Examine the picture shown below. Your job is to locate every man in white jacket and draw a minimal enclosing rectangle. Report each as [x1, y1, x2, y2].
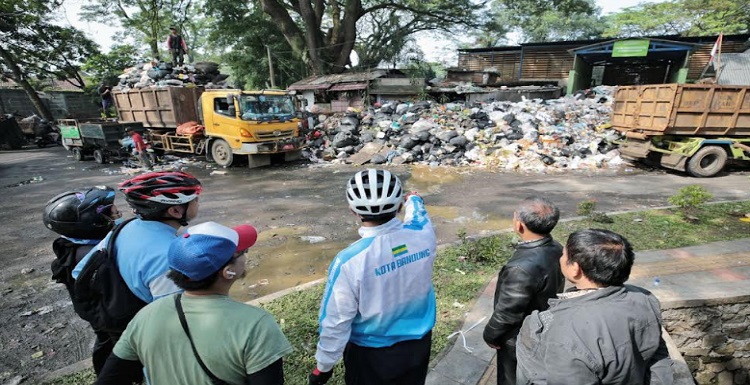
[309, 169, 437, 385]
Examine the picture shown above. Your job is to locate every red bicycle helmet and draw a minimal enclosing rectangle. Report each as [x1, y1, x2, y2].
[119, 171, 202, 218]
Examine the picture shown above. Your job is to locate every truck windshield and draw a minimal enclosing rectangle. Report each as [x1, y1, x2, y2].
[240, 95, 295, 122]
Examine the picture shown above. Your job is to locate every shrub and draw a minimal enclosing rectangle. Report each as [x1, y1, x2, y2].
[577, 199, 597, 216]
[668, 185, 713, 220]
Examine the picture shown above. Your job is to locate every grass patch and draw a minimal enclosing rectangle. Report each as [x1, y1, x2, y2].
[46, 201, 750, 385]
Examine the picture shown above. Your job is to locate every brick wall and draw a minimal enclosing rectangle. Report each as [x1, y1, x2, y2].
[663, 301, 750, 384]
[0, 89, 100, 119]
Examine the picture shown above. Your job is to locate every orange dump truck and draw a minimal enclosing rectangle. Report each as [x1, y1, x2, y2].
[613, 84, 750, 177]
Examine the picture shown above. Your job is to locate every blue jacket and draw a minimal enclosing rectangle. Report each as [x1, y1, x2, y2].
[314, 196, 437, 372]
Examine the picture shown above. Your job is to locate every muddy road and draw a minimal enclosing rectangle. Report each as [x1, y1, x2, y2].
[1, 145, 748, 382]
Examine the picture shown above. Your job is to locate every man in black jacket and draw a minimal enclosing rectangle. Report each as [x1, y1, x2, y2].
[483, 196, 564, 385]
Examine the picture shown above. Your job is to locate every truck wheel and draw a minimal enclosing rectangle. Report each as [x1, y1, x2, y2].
[687, 146, 727, 177]
[72, 147, 83, 161]
[93, 149, 106, 164]
[211, 139, 233, 167]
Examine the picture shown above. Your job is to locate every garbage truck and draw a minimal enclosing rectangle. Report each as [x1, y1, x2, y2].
[612, 84, 750, 177]
[113, 87, 304, 167]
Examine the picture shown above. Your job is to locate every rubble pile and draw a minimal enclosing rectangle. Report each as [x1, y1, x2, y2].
[114, 61, 230, 90]
[303, 86, 624, 172]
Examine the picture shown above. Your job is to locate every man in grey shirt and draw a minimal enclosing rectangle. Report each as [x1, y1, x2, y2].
[516, 229, 673, 385]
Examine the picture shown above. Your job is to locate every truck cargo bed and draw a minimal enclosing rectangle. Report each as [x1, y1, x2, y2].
[612, 84, 750, 137]
[113, 87, 204, 129]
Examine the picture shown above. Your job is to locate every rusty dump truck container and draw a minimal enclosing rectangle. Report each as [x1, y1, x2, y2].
[113, 87, 204, 129]
[611, 84, 750, 138]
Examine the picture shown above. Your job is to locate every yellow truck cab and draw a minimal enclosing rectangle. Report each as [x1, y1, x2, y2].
[200, 89, 303, 167]
[113, 87, 303, 168]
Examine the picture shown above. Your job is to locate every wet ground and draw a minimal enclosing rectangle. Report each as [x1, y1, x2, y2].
[1, 145, 749, 382]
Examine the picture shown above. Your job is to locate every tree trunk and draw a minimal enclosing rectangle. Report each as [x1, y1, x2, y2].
[0, 46, 54, 121]
[259, 0, 316, 73]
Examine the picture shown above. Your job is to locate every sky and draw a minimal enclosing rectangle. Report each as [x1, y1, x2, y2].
[59, 0, 665, 64]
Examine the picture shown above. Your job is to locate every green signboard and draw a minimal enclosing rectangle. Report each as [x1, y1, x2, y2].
[59, 125, 81, 139]
[612, 39, 650, 57]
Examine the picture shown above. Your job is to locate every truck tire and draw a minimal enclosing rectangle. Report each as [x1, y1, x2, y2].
[211, 139, 233, 167]
[93, 149, 106, 164]
[687, 145, 727, 177]
[72, 147, 83, 161]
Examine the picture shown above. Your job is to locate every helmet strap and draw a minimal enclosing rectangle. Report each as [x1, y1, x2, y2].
[178, 203, 190, 227]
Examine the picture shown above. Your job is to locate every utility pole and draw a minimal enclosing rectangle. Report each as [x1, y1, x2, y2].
[266, 45, 276, 89]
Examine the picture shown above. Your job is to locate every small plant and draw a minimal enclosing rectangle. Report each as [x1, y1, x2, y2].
[669, 185, 713, 221]
[577, 199, 597, 216]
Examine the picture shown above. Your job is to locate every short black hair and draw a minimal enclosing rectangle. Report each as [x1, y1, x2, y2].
[516, 196, 559, 235]
[360, 212, 397, 224]
[565, 229, 634, 286]
[167, 254, 238, 291]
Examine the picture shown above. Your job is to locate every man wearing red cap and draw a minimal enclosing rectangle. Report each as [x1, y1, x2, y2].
[95, 221, 292, 385]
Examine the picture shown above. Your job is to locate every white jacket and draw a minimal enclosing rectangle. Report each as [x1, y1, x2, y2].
[315, 195, 437, 372]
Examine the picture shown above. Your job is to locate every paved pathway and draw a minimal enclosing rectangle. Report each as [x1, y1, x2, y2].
[426, 238, 750, 385]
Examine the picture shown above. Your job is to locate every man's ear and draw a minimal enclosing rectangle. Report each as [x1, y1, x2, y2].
[570, 261, 584, 280]
[221, 266, 237, 280]
[514, 219, 525, 234]
[165, 205, 184, 219]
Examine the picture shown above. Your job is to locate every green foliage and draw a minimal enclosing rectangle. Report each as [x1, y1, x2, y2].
[81, 0, 197, 59]
[576, 199, 597, 216]
[669, 185, 714, 220]
[82, 45, 144, 86]
[487, 0, 604, 43]
[603, 0, 750, 37]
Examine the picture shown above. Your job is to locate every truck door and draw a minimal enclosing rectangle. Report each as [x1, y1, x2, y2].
[207, 96, 242, 149]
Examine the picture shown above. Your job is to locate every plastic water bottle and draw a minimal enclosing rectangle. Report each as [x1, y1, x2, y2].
[653, 277, 661, 286]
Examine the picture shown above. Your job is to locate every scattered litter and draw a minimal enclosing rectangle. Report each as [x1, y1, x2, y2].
[31, 351, 43, 359]
[20, 268, 35, 275]
[257, 279, 269, 286]
[3, 176, 44, 189]
[4, 375, 25, 385]
[19, 305, 53, 317]
[300, 236, 326, 244]
[452, 301, 465, 309]
[633, 218, 643, 222]
[209, 170, 228, 176]
[447, 316, 487, 353]
[454, 268, 467, 275]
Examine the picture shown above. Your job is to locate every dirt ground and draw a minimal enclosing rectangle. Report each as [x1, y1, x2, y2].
[1, 145, 748, 383]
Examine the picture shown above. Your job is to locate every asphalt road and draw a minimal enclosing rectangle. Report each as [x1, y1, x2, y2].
[1, 145, 748, 382]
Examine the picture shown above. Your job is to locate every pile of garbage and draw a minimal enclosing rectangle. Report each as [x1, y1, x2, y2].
[114, 61, 230, 90]
[303, 86, 625, 172]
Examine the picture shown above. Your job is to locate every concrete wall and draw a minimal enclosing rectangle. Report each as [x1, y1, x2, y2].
[0, 89, 100, 119]
[662, 299, 750, 385]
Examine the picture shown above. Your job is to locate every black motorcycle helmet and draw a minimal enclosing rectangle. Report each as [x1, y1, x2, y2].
[43, 186, 117, 239]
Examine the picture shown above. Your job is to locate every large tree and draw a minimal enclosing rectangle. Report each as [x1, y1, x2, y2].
[257, 0, 481, 74]
[603, 0, 750, 38]
[487, 0, 603, 43]
[0, 0, 97, 120]
[81, 0, 197, 60]
[82, 44, 144, 85]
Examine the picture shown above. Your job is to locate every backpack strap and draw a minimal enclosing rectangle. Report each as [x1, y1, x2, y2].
[106, 218, 136, 263]
[174, 294, 230, 385]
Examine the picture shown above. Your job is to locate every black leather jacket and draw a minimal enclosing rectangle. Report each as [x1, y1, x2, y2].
[483, 236, 564, 347]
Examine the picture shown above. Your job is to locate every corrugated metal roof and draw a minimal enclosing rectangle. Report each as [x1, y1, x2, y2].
[287, 70, 389, 91]
[328, 82, 368, 91]
[718, 51, 750, 85]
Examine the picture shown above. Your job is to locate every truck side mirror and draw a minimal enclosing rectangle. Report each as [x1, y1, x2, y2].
[226, 95, 235, 105]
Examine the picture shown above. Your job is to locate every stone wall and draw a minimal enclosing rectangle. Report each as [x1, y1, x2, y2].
[662, 300, 750, 385]
[0, 89, 100, 119]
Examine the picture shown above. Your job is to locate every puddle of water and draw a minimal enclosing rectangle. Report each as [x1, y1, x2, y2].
[428, 205, 514, 234]
[405, 165, 465, 193]
[230, 226, 349, 302]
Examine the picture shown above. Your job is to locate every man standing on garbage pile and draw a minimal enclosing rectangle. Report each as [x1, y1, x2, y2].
[95, 221, 293, 385]
[98, 82, 114, 117]
[166, 26, 189, 66]
[43, 186, 122, 374]
[516, 229, 674, 385]
[483, 196, 564, 385]
[308, 169, 437, 385]
[72, 172, 203, 341]
[125, 127, 152, 170]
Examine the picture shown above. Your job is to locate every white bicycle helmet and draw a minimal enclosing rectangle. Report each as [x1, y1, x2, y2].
[346, 169, 403, 216]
